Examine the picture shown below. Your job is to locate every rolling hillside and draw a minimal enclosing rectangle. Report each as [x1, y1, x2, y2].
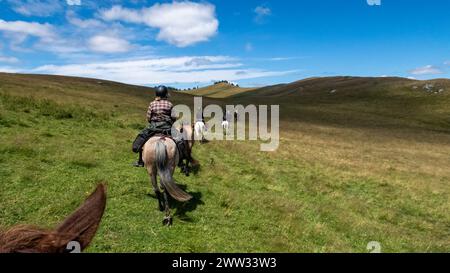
[185, 76, 450, 133]
[230, 76, 450, 134]
[1, 73, 449, 252]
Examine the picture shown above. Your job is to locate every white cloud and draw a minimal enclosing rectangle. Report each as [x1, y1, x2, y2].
[269, 57, 294, 61]
[88, 35, 132, 53]
[409, 65, 443, 75]
[254, 5, 271, 23]
[183, 56, 241, 69]
[67, 0, 81, 6]
[67, 17, 103, 29]
[0, 16, 141, 55]
[34, 39, 85, 54]
[101, 5, 143, 24]
[0, 66, 19, 73]
[367, 0, 381, 6]
[445, 61, 450, 66]
[66, 11, 104, 29]
[100, 2, 219, 47]
[33, 56, 295, 85]
[0, 19, 56, 41]
[0, 56, 19, 63]
[7, 0, 62, 17]
[255, 6, 271, 16]
[251, 57, 305, 62]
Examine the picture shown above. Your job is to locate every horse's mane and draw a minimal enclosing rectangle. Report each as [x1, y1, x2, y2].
[0, 184, 107, 253]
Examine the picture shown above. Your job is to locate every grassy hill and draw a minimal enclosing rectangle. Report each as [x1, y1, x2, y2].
[230, 76, 450, 133]
[0, 73, 449, 252]
[182, 82, 255, 98]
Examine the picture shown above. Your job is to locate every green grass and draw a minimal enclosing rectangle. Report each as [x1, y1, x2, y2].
[0, 73, 449, 252]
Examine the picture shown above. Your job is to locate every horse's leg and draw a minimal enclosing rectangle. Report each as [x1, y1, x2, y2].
[186, 141, 199, 168]
[162, 190, 172, 226]
[180, 158, 189, 176]
[182, 140, 191, 176]
[195, 125, 203, 144]
[149, 166, 164, 211]
[175, 138, 189, 176]
[180, 159, 189, 176]
[197, 130, 202, 144]
[190, 157, 199, 167]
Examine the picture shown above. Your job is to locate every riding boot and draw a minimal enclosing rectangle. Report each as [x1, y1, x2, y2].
[133, 150, 145, 167]
[132, 129, 151, 167]
[132, 133, 148, 153]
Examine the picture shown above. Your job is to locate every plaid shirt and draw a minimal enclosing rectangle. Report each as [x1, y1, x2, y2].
[147, 99, 174, 123]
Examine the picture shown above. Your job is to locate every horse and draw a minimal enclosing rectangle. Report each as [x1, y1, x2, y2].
[176, 122, 199, 175]
[234, 110, 239, 121]
[221, 120, 229, 135]
[194, 120, 206, 143]
[0, 184, 107, 253]
[142, 123, 196, 226]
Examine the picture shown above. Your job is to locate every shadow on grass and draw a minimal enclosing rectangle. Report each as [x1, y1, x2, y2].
[188, 163, 201, 175]
[196, 139, 210, 145]
[172, 184, 204, 222]
[146, 183, 204, 223]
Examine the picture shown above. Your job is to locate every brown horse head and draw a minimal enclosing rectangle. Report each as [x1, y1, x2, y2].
[0, 184, 107, 253]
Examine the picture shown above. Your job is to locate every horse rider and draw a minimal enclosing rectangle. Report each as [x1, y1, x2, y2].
[224, 110, 231, 122]
[132, 86, 190, 168]
[196, 107, 205, 123]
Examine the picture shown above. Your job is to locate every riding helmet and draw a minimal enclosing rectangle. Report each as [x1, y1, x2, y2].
[155, 85, 169, 98]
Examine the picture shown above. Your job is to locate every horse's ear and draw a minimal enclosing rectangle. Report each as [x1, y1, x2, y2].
[54, 183, 107, 252]
[0, 184, 106, 253]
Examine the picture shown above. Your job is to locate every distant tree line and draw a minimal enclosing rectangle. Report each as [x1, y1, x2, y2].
[176, 80, 239, 92]
[213, 80, 239, 87]
[179, 86, 200, 91]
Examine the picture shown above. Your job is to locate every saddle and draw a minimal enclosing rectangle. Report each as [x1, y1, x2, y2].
[153, 134, 174, 142]
[132, 121, 189, 167]
[132, 122, 172, 153]
[151, 133, 187, 163]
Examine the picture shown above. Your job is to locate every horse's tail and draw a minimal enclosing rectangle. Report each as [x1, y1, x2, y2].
[155, 140, 192, 202]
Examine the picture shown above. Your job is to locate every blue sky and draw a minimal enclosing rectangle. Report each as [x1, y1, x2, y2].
[0, 0, 449, 88]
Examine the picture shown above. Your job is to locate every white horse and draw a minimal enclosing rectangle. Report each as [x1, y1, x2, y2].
[194, 121, 206, 142]
[221, 120, 229, 135]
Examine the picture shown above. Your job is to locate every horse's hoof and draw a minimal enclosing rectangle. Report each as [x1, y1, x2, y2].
[158, 204, 164, 212]
[162, 217, 173, 226]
